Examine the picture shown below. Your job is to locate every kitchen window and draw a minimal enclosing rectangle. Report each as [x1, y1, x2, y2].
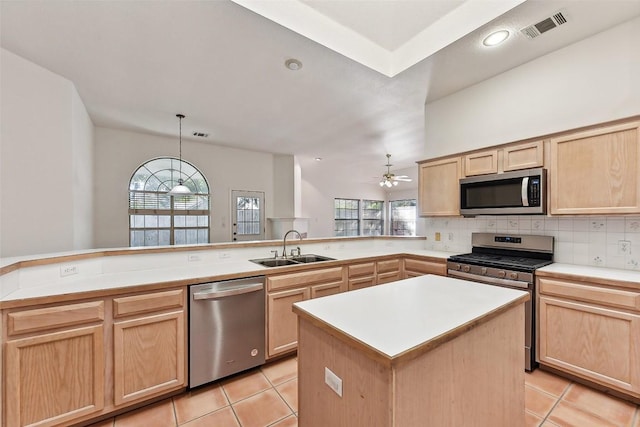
[128, 157, 210, 247]
[334, 198, 360, 236]
[362, 200, 384, 236]
[390, 199, 417, 236]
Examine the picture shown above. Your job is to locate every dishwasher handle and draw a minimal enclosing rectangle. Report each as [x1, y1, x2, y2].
[193, 282, 264, 300]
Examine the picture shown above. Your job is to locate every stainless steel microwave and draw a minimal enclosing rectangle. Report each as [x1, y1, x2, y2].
[459, 168, 546, 216]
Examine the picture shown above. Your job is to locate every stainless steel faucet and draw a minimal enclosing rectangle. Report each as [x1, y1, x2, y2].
[282, 229, 302, 258]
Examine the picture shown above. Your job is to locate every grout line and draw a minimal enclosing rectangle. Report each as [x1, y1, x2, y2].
[171, 397, 178, 427]
[538, 380, 573, 425]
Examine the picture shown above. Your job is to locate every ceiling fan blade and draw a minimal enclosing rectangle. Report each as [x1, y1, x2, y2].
[393, 177, 412, 182]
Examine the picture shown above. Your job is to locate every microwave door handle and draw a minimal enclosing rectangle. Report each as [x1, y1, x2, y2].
[521, 177, 529, 206]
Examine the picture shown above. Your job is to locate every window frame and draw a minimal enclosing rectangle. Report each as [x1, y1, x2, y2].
[128, 157, 210, 247]
[361, 199, 384, 236]
[389, 199, 417, 236]
[334, 198, 361, 236]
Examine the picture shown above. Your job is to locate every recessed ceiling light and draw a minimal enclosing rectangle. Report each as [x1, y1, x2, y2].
[314, 157, 322, 161]
[285, 58, 302, 71]
[482, 30, 510, 47]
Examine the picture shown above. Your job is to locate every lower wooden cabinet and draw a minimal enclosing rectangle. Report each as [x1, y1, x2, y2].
[403, 257, 446, 278]
[267, 266, 346, 358]
[5, 325, 105, 427]
[376, 259, 402, 284]
[347, 262, 376, 291]
[538, 276, 640, 396]
[113, 310, 185, 406]
[267, 287, 310, 357]
[2, 288, 186, 427]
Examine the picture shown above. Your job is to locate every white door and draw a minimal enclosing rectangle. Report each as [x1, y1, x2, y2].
[231, 190, 265, 241]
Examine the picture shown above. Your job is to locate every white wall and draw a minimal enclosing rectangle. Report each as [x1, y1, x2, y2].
[0, 49, 94, 257]
[93, 127, 275, 248]
[301, 163, 388, 237]
[424, 16, 640, 158]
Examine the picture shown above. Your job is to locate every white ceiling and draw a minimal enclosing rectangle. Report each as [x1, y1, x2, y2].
[2, 0, 640, 186]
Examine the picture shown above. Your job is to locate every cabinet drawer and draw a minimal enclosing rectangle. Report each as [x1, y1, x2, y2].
[311, 281, 345, 299]
[377, 259, 400, 274]
[404, 258, 446, 276]
[538, 278, 640, 311]
[268, 267, 344, 291]
[348, 276, 376, 291]
[113, 289, 184, 318]
[348, 262, 375, 278]
[8, 301, 104, 336]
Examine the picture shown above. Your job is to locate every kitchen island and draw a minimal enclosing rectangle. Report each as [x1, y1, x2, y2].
[293, 275, 529, 427]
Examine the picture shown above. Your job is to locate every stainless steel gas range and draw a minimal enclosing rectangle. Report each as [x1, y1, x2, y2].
[447, 233, 554, 371]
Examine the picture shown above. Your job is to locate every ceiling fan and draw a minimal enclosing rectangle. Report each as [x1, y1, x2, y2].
[379, 154, 412, 187]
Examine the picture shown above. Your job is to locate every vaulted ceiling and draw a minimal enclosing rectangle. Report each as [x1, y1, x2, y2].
[2, 0, 639, 185]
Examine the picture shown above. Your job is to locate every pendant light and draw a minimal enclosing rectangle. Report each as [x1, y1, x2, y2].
[168, 114, 192, 196]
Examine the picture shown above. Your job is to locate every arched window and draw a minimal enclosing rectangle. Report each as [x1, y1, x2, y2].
[128, 157, 210, 247]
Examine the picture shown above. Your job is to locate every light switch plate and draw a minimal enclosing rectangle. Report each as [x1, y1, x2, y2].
[324, 367, 343, 397]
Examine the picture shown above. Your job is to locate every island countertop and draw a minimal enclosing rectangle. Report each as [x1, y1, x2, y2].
[293, 274, 529, 364]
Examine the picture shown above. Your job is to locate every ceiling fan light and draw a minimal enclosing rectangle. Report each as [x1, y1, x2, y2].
[393, 181, 398, 186]
[385, 180, 392, 188]
[379, 181, 385, 187]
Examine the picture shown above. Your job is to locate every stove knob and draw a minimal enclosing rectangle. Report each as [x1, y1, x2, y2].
[481, 267, 488, 275]
[454, 263, 461, 271]
[462, 265, 471, 273]
[497, 270, 506, 278]
[508, 272, 519, 280]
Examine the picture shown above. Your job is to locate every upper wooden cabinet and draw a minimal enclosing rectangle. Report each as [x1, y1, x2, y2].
[418, 156, 462, 217]
[464, 141, 544, 176]
[464, 149, 498, 176]
[550, 121, 640, 215]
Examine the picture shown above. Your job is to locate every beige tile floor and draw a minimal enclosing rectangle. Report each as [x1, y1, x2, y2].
[88, 356, 640, 427]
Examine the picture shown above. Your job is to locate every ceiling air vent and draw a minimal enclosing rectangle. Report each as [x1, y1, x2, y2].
[521, 10, 568, 39]
[192, 132, 209, 138]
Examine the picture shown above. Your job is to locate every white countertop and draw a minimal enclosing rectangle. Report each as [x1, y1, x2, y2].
[0, 242, 455, 303]
[538, 263, 640, 283]
[293, 275, 528, 358]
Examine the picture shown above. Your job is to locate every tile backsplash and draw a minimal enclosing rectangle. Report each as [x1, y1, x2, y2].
[422, 216, 640, 271]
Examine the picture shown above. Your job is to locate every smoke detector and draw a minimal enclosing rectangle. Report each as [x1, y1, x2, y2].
[521, 10, 568, 39]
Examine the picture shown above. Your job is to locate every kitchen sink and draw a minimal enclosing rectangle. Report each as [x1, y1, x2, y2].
[291, 254, 335, 263]
[250, 254, 335, 267]
[250, 258, 299, 267]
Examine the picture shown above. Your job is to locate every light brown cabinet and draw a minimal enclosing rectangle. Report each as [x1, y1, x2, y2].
[347, 261, 376, 291]
[549, 121, 640, 214]
[418, 156, 462, 216]
[2, 288, 187, 427]
[537, 276, 640, 397]
[112, 289, 186, 406]
[464, 141, 544, 176]
[4, 302, 105, 427]
[376, 259, 402, 284]
[267, 266, 345, 358]
[403, 257, 446, 278]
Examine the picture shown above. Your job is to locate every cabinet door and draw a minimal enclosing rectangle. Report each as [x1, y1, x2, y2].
[113, 311, 186, 406]
[267, 287, 310, 357]
[418, 157, 462, 216]
[6, 325, 105, 427]
[538, 296, 640, 393]
[550, 121, 640, 214]
[503, 141, 543, 172]
[464, 150, 498, 176]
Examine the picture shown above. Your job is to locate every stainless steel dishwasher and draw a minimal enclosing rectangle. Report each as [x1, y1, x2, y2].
[189, 276, 265, 388]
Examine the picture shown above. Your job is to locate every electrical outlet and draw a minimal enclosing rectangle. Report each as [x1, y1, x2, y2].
[219, 252, 231, 259]
[60, 264, 78, 277]
[188, 254, 201, 262]
[618, 240, 631, 255]
[323, 244, 331, 250]
[324, 367, 343, 397]
[435, 232, 441, 242]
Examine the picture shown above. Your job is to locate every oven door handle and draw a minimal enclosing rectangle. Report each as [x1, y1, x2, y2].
[521, 177, 529, 207]
[448, 269, 531, 289]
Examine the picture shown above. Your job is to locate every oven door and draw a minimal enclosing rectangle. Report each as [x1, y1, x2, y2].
[447, 269, 535, 371]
